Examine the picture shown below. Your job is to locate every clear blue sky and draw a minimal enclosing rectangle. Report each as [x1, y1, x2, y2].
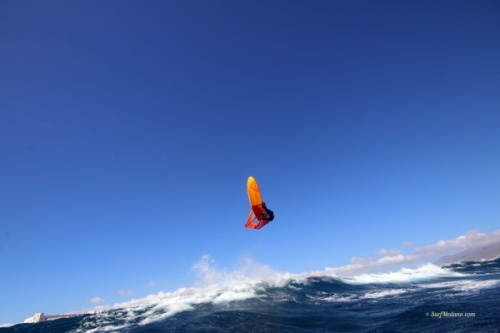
[1, 0, 499, 325]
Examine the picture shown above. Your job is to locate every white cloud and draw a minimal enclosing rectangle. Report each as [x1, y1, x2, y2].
[147, 281, 157, 287]
[412, 230, 500, 256]
[401, 241, 414, 247]
[377, 248, 388, 256]
[322, 229, 500, 276]
[376, 254, 405, 265]
[351, 257, 371, 265]
[118, 289, 135, 296]
[89, 297, 104, 304]
[377, 248, 401, 256]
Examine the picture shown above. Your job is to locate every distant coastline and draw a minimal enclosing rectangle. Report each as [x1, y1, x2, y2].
[435, 241, 500, 265]
[23, 311, 98, 324]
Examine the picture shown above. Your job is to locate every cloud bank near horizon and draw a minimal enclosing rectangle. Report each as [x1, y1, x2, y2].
[89, 297, 104, 304]
[322, 229, 500, 276]
[118, 289, 136, 296]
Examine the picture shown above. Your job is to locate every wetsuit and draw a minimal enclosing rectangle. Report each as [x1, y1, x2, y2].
[261, 202, 274, 221]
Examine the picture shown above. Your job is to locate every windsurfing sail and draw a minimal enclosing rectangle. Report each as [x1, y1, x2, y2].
[245, 176, 272, 230]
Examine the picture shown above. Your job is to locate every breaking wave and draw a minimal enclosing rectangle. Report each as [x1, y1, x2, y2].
[3, 257, 500, 333]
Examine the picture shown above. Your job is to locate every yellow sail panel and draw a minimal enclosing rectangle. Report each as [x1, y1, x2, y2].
[247, 176, 262, 206]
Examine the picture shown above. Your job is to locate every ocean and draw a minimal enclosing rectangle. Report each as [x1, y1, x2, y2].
[3, 257, 499, 333]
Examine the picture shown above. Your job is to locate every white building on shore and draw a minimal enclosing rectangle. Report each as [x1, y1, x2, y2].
[24, 312, 80, 323]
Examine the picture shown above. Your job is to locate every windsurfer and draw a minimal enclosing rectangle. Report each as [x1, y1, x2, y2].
[261, 202, 274, 221]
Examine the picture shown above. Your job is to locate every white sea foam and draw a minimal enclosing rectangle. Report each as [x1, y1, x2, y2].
[422, 279, 499, 293]
[338, 263, 462, 284]
[316, 288, 408, 303]
[363, 289, 407, 299]
[455, 279, 498, 291]
[322, 294, 356, 302]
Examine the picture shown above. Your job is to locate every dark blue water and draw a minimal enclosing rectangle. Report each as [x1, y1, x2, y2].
[3, 258, 500, 333]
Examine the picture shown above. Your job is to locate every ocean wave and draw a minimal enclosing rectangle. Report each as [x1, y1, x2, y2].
[337, 263, 462, 284]
[82, 258, 483, 326]
[8, 256, 497, 333]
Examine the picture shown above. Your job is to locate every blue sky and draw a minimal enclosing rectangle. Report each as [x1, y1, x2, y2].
[1, 0, 500, 325]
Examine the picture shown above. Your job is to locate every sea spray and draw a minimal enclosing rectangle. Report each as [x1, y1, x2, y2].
[2, 258, 499, 333]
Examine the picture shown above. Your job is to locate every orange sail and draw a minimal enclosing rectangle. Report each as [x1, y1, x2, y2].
[245, 176, 270, 230]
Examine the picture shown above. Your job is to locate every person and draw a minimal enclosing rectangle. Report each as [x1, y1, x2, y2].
[261, 202, 274, 221]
